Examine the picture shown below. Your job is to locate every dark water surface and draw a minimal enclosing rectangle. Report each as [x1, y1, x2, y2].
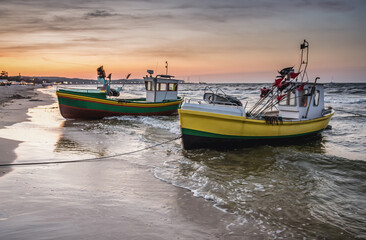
[1, 83, 365, 239]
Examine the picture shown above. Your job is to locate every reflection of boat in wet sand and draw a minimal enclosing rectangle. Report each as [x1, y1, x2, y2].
[179, 40, 334, 149]
[56, 67, 183, 120]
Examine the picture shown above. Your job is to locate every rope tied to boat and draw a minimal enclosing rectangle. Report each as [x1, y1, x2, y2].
[333, 109, 366, 118]
[0, 136, 182, 167]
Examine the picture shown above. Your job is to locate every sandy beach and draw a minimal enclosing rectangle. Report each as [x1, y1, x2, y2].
[0, 86, 246, 239]
[0, 85, 53, 176]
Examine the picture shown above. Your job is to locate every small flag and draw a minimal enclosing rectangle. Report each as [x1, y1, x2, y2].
[273, 78, 283, 87]
[290, 72, 300, 79]
[297, 83, 305, 91]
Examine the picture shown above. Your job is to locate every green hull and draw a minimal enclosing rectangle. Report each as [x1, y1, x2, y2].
[56, 89, 182, 119]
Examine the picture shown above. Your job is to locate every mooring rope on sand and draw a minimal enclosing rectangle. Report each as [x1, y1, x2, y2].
[333, 108, 366, 117]
[0, 136, 182, 167]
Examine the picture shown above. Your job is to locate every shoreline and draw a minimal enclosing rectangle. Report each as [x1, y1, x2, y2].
[0, 85, 54, 176]
[0, 85, 244, 239]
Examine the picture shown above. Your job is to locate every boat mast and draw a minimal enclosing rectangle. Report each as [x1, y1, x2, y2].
[298, 40, 309, 82]
[247, 40, 310, 118]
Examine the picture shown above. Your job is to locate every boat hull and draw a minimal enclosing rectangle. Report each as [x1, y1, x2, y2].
[57, 90, 182, 119]
[179, 109, 334, 150]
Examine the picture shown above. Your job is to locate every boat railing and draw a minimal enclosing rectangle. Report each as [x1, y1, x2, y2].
[203, 86, 227, 96]
[184, 97, 202, 104]
[56, 86, 103, 93]
[184, 97, 246, 110]
[203, 86, 243, 107]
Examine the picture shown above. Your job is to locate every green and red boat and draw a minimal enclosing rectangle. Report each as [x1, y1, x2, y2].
[56, 67, 183, 120]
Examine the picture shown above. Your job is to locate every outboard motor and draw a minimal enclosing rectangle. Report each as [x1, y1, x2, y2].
[107, 88, 120, 97]
[203, 93, 242, 106]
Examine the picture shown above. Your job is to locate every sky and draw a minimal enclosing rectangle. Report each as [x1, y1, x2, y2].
[0, 0, 365, 83]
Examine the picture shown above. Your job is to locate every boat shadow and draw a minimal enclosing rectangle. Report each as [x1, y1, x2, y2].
[180, 134, 327, 173]
[55, 120, 109, 156]
[183, 132, 326, 152]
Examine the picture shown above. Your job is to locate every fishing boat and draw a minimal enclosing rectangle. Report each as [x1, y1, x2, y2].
[57, 66, 183, 119]
[179, 40, 334, 149]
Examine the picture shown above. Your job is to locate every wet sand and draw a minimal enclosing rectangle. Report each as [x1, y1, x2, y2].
[0, 86, 245, 239]
[0, 85, 52, 176]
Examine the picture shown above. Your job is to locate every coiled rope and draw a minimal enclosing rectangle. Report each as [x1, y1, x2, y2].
[0, 136, 181, 167]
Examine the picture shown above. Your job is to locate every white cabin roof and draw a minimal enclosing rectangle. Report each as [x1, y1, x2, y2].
[143, 76, 180, 84]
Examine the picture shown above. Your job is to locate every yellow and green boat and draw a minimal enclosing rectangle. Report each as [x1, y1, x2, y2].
[57, 67, 183, 120]
[179, 40, 334, 149]
[179, 102, 334, 149]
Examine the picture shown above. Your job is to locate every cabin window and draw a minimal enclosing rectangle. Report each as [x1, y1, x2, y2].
[168, 83, 177, 91]
[299, 89, 308, 107]
[145, 81, 153, 91]
[289, 90, 296, 106]
[314, 90, 320, 106]
[158, 83, 167, 91]
[279, 90, 296, 106]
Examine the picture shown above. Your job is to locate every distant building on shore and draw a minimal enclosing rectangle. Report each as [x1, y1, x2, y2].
[1, 71, 8, 79]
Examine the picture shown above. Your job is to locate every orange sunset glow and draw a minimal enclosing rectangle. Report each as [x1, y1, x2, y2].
[1, 0, 365, 82]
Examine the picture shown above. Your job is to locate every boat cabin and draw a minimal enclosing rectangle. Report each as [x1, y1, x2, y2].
[143, 70, 180, 102]
[278, 83, 325, 120]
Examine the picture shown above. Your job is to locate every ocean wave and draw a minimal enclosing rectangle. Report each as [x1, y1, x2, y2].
[137, 116, 181, 135]
[326, 90, 344, 94]
[348, 89, 366, 94]
[153, 146, 366, 239]
[106, 115, 181, 135]
[327, 98, 366, 104]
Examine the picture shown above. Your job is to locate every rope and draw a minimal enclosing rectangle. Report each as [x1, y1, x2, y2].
[333, 109, 366, 117]
[0, 136, 181, 167]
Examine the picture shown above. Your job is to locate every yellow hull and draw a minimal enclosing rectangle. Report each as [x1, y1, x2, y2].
[179, 109, 334, 149]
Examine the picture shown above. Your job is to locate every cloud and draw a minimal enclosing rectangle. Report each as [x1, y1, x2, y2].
[42, 57, 95, 66]
[71, 37, 110, 42]
[174, 0, 354, 12]
[85, 10, 119, 18]
[317, 0, 353, 11]
[0, 0, 358, 37]
[0, 42, 77, 53]
[0, 0, 365, 79]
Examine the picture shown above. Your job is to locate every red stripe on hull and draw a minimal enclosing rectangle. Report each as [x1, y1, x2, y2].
[59, 95, 179, 108]
[59, 104, 178, 120]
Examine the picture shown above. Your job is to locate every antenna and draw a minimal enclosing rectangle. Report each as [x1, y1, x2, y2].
[107, 73, 112, 86]
[120, 73, 132, 92]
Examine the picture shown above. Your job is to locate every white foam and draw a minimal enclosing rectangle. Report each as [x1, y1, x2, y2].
[137, 116, 180, 135]
[253, 183, 265, 191]
[106, 116, 181, 135]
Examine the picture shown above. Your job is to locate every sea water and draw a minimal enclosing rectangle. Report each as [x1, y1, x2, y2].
[1, 83, 366, 239]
